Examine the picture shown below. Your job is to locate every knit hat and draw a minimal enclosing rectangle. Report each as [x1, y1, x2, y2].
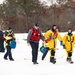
[35, 23, 39, 27]
[8, 27, 12, 30]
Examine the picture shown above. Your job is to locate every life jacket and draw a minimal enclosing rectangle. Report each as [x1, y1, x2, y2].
[0, 30, 6, 40]
[5, 30, 13, 37]
[30, 28, 40, 42]
[0, 36, 6, 40]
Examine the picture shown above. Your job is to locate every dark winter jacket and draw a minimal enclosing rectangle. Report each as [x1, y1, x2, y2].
[0, 30, 5, 52]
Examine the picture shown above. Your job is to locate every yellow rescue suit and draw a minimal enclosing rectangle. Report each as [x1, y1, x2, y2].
[44, 29, 62, 57]
[44, 30, 62, 50]
[63, 34, 75, 58]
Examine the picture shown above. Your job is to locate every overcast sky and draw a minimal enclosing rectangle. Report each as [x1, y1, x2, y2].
[39, 0, 57, 6]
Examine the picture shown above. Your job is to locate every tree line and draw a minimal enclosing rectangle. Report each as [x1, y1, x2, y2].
[0, 0, 75, 33]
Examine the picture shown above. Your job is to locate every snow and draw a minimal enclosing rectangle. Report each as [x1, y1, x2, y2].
[0, 32, 75, 75]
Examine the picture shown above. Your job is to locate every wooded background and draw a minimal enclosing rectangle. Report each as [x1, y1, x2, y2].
[0, 0, 75, 33]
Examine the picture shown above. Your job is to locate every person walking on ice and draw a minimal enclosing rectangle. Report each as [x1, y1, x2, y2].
[27, 23, 45, 64]
[0, 26, 5, 52]
[4, 27, 16, 61]
[63, 28, 75, 64]
[42, 25, 62, 64]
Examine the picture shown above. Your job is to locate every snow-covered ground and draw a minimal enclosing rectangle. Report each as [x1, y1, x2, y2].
[0, 32, 75, 75]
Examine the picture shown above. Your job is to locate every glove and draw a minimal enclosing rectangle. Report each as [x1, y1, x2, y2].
[63, 45, 66, 49]
[60, 41, 63, 46]
[45, 39, 50, 43]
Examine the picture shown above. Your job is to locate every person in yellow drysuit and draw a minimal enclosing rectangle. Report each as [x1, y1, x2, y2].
[43, 25, 62, 64]
[63, 28, 75, 64]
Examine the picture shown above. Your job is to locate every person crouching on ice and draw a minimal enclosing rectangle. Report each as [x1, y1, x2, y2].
[63, 28, 75, 64]
[43, 25, 62, 64]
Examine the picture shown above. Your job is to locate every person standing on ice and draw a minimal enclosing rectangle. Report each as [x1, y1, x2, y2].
[27, 23, 45, 64]
[42, 25, 62, 64]
[0, 26, 5, 52]
[4, 27, 16, 61]
[63, 28, 75, 64]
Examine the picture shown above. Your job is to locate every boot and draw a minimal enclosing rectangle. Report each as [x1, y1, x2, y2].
[42, 49, 48, 60]
[50, 57, 56, 64]
[33, 62, 39, 64]
[66, 58, 73, 64]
